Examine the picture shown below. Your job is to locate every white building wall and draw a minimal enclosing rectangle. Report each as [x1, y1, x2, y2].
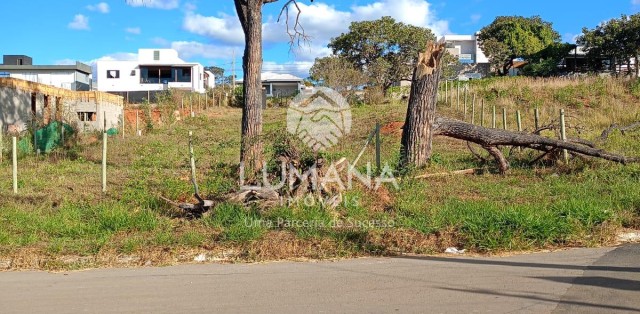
[8, 71, 78, 89]
[96, 49, 206, 94]
[96, 61, 142, 92]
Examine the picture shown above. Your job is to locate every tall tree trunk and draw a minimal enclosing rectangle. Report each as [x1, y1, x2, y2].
[235, 0, 264, 174]
[400, 42, 446, 169]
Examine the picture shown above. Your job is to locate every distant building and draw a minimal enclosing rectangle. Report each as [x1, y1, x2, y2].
[236, 72, 305, 97]
[441, 34, 491, 79]
[261, 72, 304, 97]
[0, 54, 92, 91]
[95, 49, 214, 103]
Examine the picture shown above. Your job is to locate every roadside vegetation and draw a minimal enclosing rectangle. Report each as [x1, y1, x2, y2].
[1, 76, 639, 270]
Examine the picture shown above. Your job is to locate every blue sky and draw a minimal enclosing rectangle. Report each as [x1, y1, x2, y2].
[1, 0, 639, 79]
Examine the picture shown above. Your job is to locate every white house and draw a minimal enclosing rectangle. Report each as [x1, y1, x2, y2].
[441, 34, 491, 79]
[0, 55, 92, 91]
[95, 49, 214, 102]
[237, 72, 305, 97]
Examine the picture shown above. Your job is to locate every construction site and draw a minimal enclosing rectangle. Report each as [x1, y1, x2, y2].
[0, 77, 123, 134]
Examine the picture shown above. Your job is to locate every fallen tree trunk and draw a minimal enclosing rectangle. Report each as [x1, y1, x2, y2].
[432, 116, 639, 173]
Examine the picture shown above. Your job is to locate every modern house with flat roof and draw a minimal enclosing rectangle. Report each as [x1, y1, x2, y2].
[236, 72, 305, 97]
[0, 55, 92, 91]
[95, 49, 214, 103]
[261, 72, 304, 97]
[441, 34, 491, 79]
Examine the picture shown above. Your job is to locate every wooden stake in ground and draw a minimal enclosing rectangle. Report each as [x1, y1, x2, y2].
[400, 41, 446, 168]
[492, 105, 496, 128]
[12, 136, 17, 194]
[471, 94, 476, 125]
[502, 108, 507, 130]
[456, 82, 460, 111]
[102, 114, 107, 193]
[560, 109, 569, 163]
[480, 98, 485, 127]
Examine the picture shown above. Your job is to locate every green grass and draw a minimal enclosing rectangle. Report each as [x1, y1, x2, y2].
[0, 76, 639, 269]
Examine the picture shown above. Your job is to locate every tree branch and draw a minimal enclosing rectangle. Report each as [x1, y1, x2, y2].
[276, 0, 311, 48]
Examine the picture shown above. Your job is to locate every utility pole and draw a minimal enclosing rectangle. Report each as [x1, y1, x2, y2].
[231, 49, 236, 91]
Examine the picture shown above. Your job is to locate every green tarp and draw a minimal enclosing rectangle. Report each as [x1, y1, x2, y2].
[19, 121, 75, 154]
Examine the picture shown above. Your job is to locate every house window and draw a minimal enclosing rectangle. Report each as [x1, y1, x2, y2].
[107, 70, 120, 79]
[77, 112, 97, 122]
[153, 50, 160, 61]
[17, 58, 23, 65]
[131, 70, 136, 76]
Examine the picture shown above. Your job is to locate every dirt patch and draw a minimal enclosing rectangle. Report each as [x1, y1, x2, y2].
[381, 121, 404, 136]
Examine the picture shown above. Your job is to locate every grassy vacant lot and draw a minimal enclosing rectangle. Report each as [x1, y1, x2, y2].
[1, 76, 639, 270]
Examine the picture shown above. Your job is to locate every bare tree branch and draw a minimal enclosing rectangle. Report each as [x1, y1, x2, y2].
[276, 0, 312, 48]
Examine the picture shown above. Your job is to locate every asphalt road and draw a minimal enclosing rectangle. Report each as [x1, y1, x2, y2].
[1, 244, 638, 313]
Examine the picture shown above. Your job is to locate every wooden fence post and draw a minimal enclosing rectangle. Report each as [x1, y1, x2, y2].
[375, 122, 381, 173]
[135, 110, 140, 136]
[190, 96, 195, 118]
[445, 80, 448, 105]
[534, 108, 540, 130]
[464, 86, 468, 118]
[502, 108, 507, 130]
[102, 128, 107, 193]
[516, 110, 522, 132]
[456, 82, 460, 111]
[12, 136, 17, 194]
[492, 105, 496, 128]
[471, 94, 476, 125]
[560, 109, 569, 163]
[480, 98, 485, 127]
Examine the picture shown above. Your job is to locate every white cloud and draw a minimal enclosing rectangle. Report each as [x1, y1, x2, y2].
[178, 0, 449, 77]
[633, 0, 640, 5]
[183, 2, 197, 11]
[183, 0, 449, 46]
[183, 11, 245, 45]
[262, 61, 314, 79]
[87, 2, 110, 14]
[126, 27, 142, 35]
[171, 41, 241, 60]
[68, 14, 90, 30]
[350, 0, 450, 35]
[126, 0, 180, 10]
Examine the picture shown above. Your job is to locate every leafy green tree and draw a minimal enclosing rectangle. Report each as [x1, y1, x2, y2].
[328, 16, 435, 93]
[440, 51, 461, 80]
[204, 66, 226, 85]
[521, 43, 576, 76]
[478, 16, 560, 75]
[578, 13, 640, 77]
[309, 55, 366, 91]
